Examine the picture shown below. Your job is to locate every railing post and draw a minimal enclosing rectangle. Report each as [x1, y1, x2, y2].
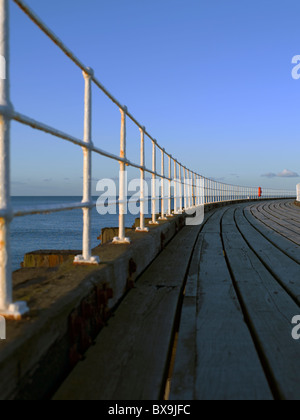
[192, 172, 195, 206]
[173, 160, 178, 214]
[192, 172, 196, 206]
[113, 107, 131, 243]
[149, 139, 159, 225]
[136, 127, 149, 232]
[167, 155, 173, 217]
[178, 165, 183, 213]
[183, 167, 187, 210]
[0, 0, 28, 318]
[214, 180, 216, 203]
[188, 170, 192, 208]
[159, 149, 167, 221]
[74, 68, 100, 264]
[206, 178, 209, 204]
[186, 170, 190, 208]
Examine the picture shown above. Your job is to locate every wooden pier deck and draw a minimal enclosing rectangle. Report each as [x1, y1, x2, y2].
[54, 200, 300, 401]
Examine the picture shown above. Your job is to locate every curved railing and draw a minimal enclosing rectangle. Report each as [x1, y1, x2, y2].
[0, 0, 296, 318]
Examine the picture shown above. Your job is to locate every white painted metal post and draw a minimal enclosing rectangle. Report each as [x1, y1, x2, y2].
[191, 172, 193, 206]
[167, 155, 173, 216]
[82, 69, 93, 261]
[159, 149, 167, 221]
[183, 168, 187, 210]
[149, 140, 159, 225]
[136, 127, 149, 232]
[178, 166, 183, 212]
[173, 160, 178, 214]
[74, 68, 99, 264]
[0, 0, 28, 318]
[113, 107, 131, 243]
[186, 170, 190, 208]
[191, 172, 194, 206]
[193, 173, 196, 206]
[214, 180, 216, 203]
[186, 170, 189, 208]
[192, 173, 196, 206]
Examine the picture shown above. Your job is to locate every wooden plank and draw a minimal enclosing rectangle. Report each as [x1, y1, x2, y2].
[257, 203, 300, 236]
[270, 202, 300, 226]
[222, 207, 300, 400]
[249, 205, 300, 245]
[170, 207, 272, 401]
[285, 201, 300, 215]
[265, 203, 300, 229]
[280, 202, 300, 218]
[243, 206, 300, 263]
[169, 207, 228, 400]
[54, 225, 202, 401]
[277, 200, 300, 216]
[235, 206, 300, 305]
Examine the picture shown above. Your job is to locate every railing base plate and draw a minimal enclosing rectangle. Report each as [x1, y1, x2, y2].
[112, 237, 131, 244]
[136, 227, 149, 233]
[73, 255, 100, 265]
[0, 301, 29, 320]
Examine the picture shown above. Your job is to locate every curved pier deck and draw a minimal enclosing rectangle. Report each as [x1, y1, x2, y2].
[54, 200, 300, 401]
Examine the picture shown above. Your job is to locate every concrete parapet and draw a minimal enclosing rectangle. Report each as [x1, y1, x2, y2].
[0, 214, 185, 400]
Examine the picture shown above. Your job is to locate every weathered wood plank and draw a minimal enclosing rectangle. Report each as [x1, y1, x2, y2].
[258, 203, 300, 236]
[222, 207, 300, 400]
[171, 207, 272, 401]
[278, 200, 300, 216]
[265, 203, 300, 229]
[285, 202, 300, 215]
[234, 207, 300, 305]
[54, 225, 202, 401]
[250, 205, 300, 245]
[270, 202, 300, 225]
[243, 206, 300, 263]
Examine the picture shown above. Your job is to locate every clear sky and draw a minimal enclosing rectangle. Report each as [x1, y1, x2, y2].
[9, 0, 300, 195]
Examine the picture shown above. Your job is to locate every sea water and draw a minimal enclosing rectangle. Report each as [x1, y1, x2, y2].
[10, 197, 148, 271]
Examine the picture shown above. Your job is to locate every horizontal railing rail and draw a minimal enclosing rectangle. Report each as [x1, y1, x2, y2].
[0, 0, 296, 318]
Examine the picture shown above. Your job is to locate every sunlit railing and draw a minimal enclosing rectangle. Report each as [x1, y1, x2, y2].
[0, 0, 296, 318]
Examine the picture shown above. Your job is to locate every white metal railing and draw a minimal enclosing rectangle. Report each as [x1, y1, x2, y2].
[0, 0, 296, 318]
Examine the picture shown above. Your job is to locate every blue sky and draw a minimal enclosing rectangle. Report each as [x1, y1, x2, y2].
[9, 0, 300, 195]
